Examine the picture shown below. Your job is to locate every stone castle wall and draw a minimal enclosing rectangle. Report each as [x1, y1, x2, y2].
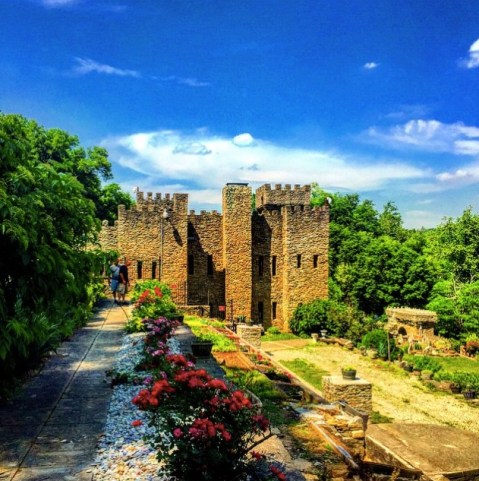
[187, 210, 225, 307]
[99, 183, 329, 328]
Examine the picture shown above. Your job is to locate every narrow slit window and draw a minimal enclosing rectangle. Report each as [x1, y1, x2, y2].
[272, 256, 277, 276]
[313, 255, 319, 268]
[258, 301, 264, 322]
[188, 255, 194, 275]
[297, 254, 302, 268]
[207, 255, 214, 275]
[258, 255, 264, 277]
[151, 261, 157, 279]
[272, 302, 277, 320]
[137, 261, 143, 279]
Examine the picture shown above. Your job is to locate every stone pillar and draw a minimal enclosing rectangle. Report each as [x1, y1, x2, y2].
[322, 376, 372, 413]
[236, 325, 262, 349]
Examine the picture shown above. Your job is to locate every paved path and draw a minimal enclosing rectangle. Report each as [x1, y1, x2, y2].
[0, 301, 128, 481]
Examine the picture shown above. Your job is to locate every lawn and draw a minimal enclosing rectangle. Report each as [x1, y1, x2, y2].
[279, 358, 330, 390]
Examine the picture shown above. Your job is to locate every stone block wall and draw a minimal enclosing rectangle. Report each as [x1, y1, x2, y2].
[322, 376, 372, 413]
[281, 204, 329, 323]
[236, 325, 262, 349]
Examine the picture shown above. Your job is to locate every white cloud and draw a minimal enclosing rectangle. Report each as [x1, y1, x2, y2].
[72, 57, 140, 78]
[363, 62, 379, 70]
[366, 119, 479, 155]
[161, 76, 210, 87]
[460, 38, 479, 69]
[102, 129, 427, 196]
[177, 77, 210, 87]
[232, 133, 255, 147]
[42, 0, 78, 5]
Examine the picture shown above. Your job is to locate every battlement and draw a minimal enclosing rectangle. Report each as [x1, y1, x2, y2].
[188, 209, 222, 218]
[280, 204, 329, 218]
[256, 183, 311, 209]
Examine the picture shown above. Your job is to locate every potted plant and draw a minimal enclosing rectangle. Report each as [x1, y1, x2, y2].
[341, 366, 357, 380]
[462, 384, 477, 400]
[421, 369, 433, 381]
[450, 382, 461, 394]
[191, 333, 214, 358]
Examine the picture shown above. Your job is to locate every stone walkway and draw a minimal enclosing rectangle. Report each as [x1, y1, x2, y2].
[0, 300, 128, 481]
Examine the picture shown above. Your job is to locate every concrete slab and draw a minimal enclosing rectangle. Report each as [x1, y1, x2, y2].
[367, 423, 479, 476]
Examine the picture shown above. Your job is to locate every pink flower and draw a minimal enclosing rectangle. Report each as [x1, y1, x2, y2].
[173, 427, 183, 438]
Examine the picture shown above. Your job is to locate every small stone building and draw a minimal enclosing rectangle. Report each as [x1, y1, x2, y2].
[385, 307, 437, 343]
[99, 183, 329, 329]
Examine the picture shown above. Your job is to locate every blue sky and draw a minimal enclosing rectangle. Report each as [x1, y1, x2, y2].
[2, 0, 479, 228]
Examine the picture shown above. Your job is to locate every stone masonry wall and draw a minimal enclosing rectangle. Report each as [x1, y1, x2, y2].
[282, 204, 329, 325]
[222, 184, 253, 321]
[322, 376, 372, 413]
[115, 192, 188, 289]
[236, 325, 262, 349]
[187, 211, 225, 307]
[252, 208, 284, 329]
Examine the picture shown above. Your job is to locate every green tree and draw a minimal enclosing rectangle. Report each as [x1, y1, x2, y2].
[0, 113, 107, 396]
[97, 183, 134, 224]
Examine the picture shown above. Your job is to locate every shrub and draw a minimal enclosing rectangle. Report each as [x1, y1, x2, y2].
[360, 329, 399, 360]
[266, 326, 281, 335]
[290, 298, 378, 342]
[127, 281, 178, 332]
[132, 320, 271, 481]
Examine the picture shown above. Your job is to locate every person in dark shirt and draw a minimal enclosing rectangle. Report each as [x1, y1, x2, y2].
[118, 259, 131, 305]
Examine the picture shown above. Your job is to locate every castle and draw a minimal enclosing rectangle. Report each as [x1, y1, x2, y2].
[99, 183, 329, 329]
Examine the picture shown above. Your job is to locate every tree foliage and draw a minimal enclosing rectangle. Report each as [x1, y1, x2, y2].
[0, 113, 110, 396]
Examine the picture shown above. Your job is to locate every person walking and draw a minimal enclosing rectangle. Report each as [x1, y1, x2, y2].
[118, 259, 131, 305]
[109, 258, 121, 304]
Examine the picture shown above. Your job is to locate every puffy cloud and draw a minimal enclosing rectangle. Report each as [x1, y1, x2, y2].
[460, 38, 479, 69]
[72, 57, 140, 78]
[366, 119, 479, 155]
[102, 129, 427, 194]
[232, 133, 255, 147]
[363, 62, 379, 70]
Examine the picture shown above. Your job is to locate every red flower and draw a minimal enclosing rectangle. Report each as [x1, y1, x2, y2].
[253, 414, 270, 431]
[251, 451, 264, 460]
[270, 465, 287, 480]
[173, 427, 183, 438]
[131, 419, 143, 427]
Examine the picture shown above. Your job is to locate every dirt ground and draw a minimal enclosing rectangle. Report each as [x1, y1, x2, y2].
[261, 340, 479, 433]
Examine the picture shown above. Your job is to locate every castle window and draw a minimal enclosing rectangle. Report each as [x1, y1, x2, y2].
[272, 256, 277, 276]
[258, 301, 264, 322]
[272, 302, 277, 320]
[258, 255, 264, 277]
[187, 222, 195, 240]
[297, 254, 302, 268]
[188, 255, 194, 275]
[207, 255, 214, 276]
[313, 255, 319, 268]
[152, 261, 157, 279]
[137, 261, 143, 280]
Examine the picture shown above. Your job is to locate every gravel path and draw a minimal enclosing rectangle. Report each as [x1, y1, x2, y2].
[262, 341, 479, 433]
